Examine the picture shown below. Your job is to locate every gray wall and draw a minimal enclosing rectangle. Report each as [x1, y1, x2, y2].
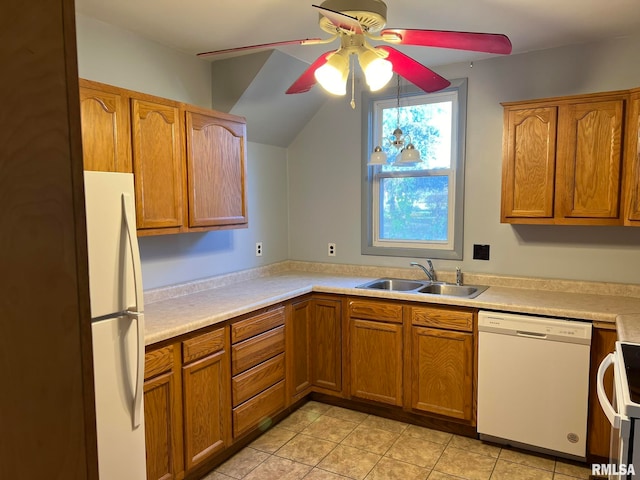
[288, 34, 640, 284]
[76, 11, 640, 287]
[75, 14, 290, 289]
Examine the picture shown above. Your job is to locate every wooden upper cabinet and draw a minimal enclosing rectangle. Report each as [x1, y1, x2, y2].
[131, 97, 184, 232]
[501, 107, 557, 221]
[501, 90, 629, 225]
[185, 108, 248, 229]
[556, 99, 624, 223]
[624, 89, 640, 225]
[78, 79, 132, 173]
[79, 79, 249, 235]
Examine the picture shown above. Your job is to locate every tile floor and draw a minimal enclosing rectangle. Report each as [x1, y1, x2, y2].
[202, 401, 594, 480]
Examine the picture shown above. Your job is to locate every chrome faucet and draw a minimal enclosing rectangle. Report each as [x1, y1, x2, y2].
[410, 261, 435, 282]
[456, 267, 463, 286]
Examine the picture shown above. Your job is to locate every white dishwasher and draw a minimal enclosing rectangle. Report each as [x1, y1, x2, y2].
[477, 311, 592, 460]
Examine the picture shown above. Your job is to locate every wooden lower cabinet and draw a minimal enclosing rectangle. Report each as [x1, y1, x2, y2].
[230, 307, 286, 439]
[142, 294, 619, 477]
[144, 346, 184, 480]
[310, 297, 342, 392]
[411, 327, 474, 421]
[349, 317, 403, 406]
[286, 295, 343, 402]
[182, 348, 230, 471]
[233, 380, 286, 438]
[408, 305, 476, 422]
[587, 324, 617, 460]
[286, 299, 312, 401]
[144, 326, 231, 478]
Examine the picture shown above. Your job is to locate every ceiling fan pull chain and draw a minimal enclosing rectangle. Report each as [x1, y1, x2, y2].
[350, 54, 356, 109]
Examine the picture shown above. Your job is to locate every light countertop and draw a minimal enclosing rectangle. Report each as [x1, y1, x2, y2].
[616, 314, 640, 343]
[144, 269, 640, 346]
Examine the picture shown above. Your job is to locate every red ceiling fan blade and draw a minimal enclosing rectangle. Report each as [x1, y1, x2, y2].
[286, 51, 335, 94]
[197, 38, 325, 58]
[378, 46, 450, 93]
[312, 4, 363, 34]
[381, 28, 512, 54]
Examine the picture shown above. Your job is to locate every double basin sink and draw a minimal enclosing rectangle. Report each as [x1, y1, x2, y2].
[356, 278, 488, 299]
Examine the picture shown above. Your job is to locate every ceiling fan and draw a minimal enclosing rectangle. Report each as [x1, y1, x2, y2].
[197, 0, 512, 97]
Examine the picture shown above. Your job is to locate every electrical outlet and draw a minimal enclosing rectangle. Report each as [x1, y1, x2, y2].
[255, 242, 263, 257]
[328, 243, 336, 257]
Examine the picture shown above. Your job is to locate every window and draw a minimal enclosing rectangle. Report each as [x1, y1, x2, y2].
[361, 78, 467, 260]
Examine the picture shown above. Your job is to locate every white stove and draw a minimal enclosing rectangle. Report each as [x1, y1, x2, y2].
[597, 341, 640, 479]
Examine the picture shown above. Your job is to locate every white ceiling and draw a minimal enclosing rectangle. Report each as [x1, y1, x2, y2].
[75, 0, 640, 68]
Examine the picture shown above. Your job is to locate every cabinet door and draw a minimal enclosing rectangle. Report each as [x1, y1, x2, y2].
[350, 319, 403, 406]
[587, 326, 617, 459]
[311, 297, 342, 392]
[286, 299, 312, 401]
[131, 98, 184, 231]
[556, 100, 624, 222]
[411, 326, 473, 421]
[501, 107, 557, 221]
[625, 91, 640, 225]
[185, 110, 248, 228]
[144, 371, 183, 480]
[182, 349, 230, 472]
[79, 83, 132, 172]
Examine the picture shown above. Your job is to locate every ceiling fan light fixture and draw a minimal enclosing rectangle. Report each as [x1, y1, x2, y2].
[358, 49, 393, 91]
[314, 50, 349, 95]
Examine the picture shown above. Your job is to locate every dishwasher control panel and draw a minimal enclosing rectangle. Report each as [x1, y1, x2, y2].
[478, 311, 592, 345]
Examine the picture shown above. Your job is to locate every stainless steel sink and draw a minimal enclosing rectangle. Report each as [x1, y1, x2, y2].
[356, 277, 488, 298]
[358, 278, 427, 292]
[418, 283, 488, 298]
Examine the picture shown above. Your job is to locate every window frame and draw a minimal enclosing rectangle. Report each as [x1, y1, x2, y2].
[361, 77, 468, 260]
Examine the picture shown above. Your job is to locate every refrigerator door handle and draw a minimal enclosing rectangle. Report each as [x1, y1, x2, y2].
[597, 353, 621, 429]
[122, 193, 144, 314]
[122, 192, 145, 429]
[128, 311, 145, 428]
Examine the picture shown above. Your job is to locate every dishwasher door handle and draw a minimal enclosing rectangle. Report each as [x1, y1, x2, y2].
[597, 352, 621, 429]
[516, 330, 547, 339]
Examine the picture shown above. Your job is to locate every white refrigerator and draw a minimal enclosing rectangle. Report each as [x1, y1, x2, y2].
[84, 171, 147, 479]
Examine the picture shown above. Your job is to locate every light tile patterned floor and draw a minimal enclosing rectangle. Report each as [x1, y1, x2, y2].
[203, 401, 593, 480]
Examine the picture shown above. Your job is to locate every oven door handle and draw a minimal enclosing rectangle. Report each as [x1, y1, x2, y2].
[597, 352, 622, 429]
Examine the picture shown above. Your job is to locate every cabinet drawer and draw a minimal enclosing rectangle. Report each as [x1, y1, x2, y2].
[232, 353, 285, 407]
[144, 345, 174, 380]
[348, 299, 403, 324]
[232, 381, 286, 438]
[231, 307, 285, 343]
[231, 326, 285, 375]
[411, 306, 474, 332]
[182, 327, 225, 364]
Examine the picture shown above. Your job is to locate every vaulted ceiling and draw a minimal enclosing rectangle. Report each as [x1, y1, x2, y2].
[75, 0, 640, 146]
